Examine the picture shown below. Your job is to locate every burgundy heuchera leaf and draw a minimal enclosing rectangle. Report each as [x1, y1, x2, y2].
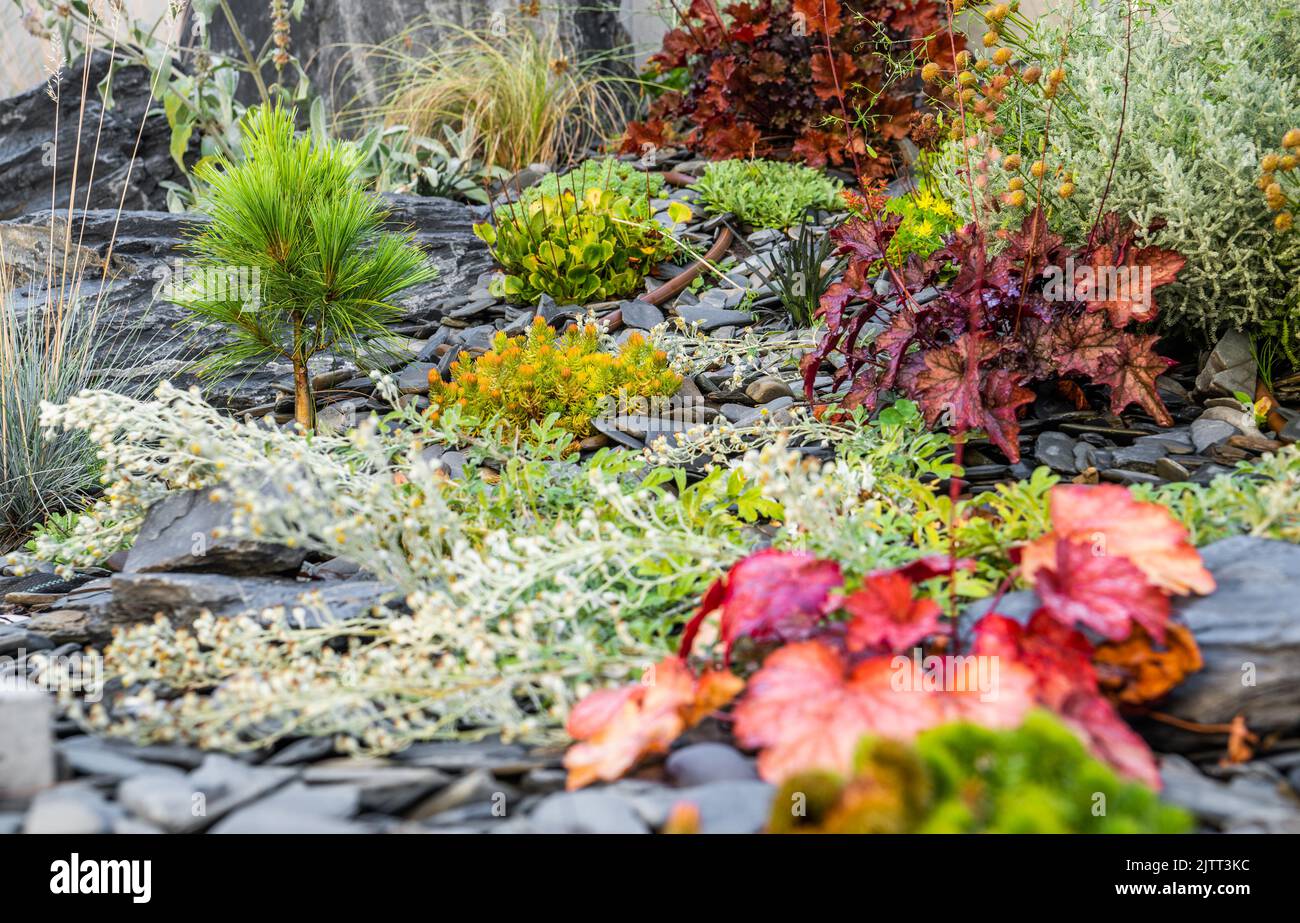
[677, 549, 843, 661]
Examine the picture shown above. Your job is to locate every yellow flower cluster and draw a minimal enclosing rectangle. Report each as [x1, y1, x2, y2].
[1259, 128, 1300, 233]
[428, 315, 681, 441]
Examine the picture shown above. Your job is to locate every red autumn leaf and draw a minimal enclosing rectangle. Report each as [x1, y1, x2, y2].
[831, 213, 901, 267]
[677, 549, 843, 661]
[888, 0, 944, 34]
[811, 50, 858, 101]
[1034, 537, 1172, 642]
[908, 332, 995, 432]
[872, 92, 919, 143]
[1046, 310, 1126, 380]
[792, 126, 861, 168]
[564, 657, 743, 789]
[619, 119, 670, 156]
[649, 28, 699, 71]
[1062, 694, 1163, 789]
[891, 554, 978, 583]
[707, 54, 739, 90]
[980, 367, 1037, 461]
[972, 612, 1160, 787]
[733, 639, 1036, 782]
[844, 571, 943, 652]
[1002, 208, 1064, 280]
[1091, 331, 1176, 426]
[749, 50, 787, 84]
[908, 333, 1034, 462]
[793, 0, 844, 33]
[1081, 242, 1186, 327]
[1022, 484, 1215, 597]
[701, 121, 762, 159]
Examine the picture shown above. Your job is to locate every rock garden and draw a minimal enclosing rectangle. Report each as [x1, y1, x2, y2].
[1, 0, 1299, 837]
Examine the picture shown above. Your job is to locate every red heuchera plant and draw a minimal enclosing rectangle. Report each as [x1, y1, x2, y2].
[800, 208, 1186, 462]
[563, 484, 1215, 791]
[621, 0, 963, 174]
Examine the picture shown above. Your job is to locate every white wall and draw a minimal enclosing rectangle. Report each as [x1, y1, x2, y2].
[0, 0, 174, 96]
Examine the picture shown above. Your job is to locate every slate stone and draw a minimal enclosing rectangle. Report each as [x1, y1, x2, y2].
[665, 743, 759, 787]
[58, 735, 185, 784]
[392, 738, 558, 774]
[1155, 457, 1191, 481]
[300, 759, 449, 814]
[22, 783, 119, 834]
[208, 807, 372, 834]
[529, 790, 650, 834]
[1154, 537, 1300, 739]
[0, 52, 185, 220]
[1110, 442, 1169, 474]
[1191, 418, 1237, 453]
[1034, 431, 1078, 473]
[744, 376, 795, 404]
[1160, 755, 1300, 832]
[675, 306, 755, 332]
[105, 573, 400, 636]
[619, 300, 665, 329]
[396, 362, 437, 394]
[123, 488, 307, 577]
[1194, 331, 1256, 399]
[406, 769, 515, 820]
[720, 403, 762, 425]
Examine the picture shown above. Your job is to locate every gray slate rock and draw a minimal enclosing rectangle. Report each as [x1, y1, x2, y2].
[0, 52, 184, 220]
[124, 488, 307, 577]
[1160, 755, 1300, 832]
[1034, 431, 1078, 473]
[529, 790, 650, 834]
[105, 572, 399, 636]
[117, 754, 297, 833]
[675, 306, 755, 332]
[744, 376, 795, 404]
[58, 735, 185, 783]
[665, 743, 759, 787]
[1194, 331, 1256, 399]
[620, 300, 665, 330]
[1155, 536, 1300, 739]
[22, 783, 120, 834]
[1191, 418, 1237, 453]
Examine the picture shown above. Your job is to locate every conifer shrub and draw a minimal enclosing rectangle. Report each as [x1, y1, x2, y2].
[428, 316, 681, 440]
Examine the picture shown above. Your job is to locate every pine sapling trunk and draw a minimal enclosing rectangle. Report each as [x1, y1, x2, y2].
[292, 356, 315, 430]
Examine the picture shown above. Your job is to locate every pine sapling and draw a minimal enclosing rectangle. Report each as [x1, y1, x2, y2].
[174, 103, 436, 429]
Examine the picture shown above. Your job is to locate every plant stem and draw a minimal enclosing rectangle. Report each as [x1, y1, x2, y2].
[217, 0, 272, 107]
[293, 355, 315, 430]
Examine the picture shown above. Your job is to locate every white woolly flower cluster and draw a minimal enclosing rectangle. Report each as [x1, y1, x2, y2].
[27, 382, 896, 751]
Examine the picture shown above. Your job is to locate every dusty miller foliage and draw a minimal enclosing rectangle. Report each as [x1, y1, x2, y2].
[24, 381, 928, 752]
[937, 0, 1300, 342]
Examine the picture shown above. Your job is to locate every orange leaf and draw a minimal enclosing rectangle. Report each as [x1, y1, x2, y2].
[1094, 623, 1203, 707]
[564, 657, 743, 790]
[732, 640, 1035, 782]
[1022, 484, 1215, 596]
